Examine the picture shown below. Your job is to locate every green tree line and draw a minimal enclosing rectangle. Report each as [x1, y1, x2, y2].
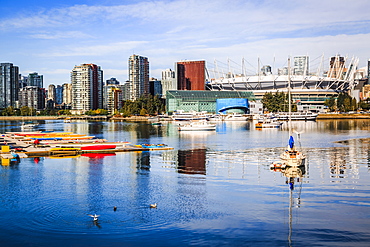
[324, 93, 370, 112]
[119, 95, 165, 117]
[261, 92, 297, 113]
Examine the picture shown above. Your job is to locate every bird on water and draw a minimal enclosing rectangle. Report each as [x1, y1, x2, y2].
[88, 214, 100, 221]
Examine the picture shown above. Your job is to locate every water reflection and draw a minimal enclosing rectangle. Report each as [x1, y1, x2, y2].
[275, 165, 306, 247]
[1, 120, 370, 246]
[136, 151, 151, 175]
[177, 149, 206, 175]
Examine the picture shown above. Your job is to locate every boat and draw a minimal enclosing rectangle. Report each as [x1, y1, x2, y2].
[21, 122, 39, 129]
[151, 122, 162, 126]
[139, 143, 168, 148]
[171, 110, 209, 121]
[64, 118, 72, 123]
[81, 153, 116, 158]
[14, 132, 74, 137]
[222, 113, 249, 121]
[80, 144, 117, 151]
[275, 112, 318, 121]
[255, 117, 283, 128]
[178, 120, 216, 131]
[30, 136, 95, 141]
[49, 147, 81, 151]
[278, 58, 306, 167]
[279, 136, 306, 167]
[210, 113, 249, 121]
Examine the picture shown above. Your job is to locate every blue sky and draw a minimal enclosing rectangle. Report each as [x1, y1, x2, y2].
[1, 0, 370, 87]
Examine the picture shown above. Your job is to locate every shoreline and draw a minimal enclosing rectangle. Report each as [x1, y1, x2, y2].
[0, 113, 369, 121]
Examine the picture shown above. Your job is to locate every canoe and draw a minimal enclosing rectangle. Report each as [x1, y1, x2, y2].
[31, 136, 95, 141]
[25, 134, 86, 138]
[14, 132, 74, 137]
[80, 144, 117, 151]
[140, 143, 168, 148]
[81, 153, 116, 158]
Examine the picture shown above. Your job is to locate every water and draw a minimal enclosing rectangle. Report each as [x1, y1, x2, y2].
[1, 119, 370, 246]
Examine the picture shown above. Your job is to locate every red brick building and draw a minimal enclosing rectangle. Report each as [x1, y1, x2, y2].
[176, 60, 205, 90]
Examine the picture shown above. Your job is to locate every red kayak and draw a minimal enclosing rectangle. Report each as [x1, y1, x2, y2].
[80, 145, 116, 151]
[81, 153, 116, 158]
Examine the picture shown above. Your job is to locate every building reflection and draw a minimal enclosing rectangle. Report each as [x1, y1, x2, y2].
[177, 149, 206, 175]
[136, 151, 151, 175]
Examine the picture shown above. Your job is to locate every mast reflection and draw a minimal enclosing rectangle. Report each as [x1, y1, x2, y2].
[271, 164, 306, 247]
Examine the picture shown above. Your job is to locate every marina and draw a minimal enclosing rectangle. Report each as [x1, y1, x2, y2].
[0, 119, 370, 246]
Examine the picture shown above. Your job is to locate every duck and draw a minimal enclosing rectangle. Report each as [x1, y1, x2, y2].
[150, 203, 157, 208]
[88, 214, 100, 221]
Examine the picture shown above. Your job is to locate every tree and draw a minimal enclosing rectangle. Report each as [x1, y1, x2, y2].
[2, 106, 16, 116]
[140, 108, 148, 116]
[324, 96, 336, 112]
[261, 92, 295, 113]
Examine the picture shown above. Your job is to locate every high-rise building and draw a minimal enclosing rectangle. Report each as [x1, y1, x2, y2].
[28, 72, 43, 88]
[103, 84, 124, 114]
[161, 68, 176, 99]
[62, 83, 72, 108]
[47, 84, 56, 109]
[19, 86, 45, 110]
[0, 63, 19, 108]
[294, 56, 309, 76]
[149, 78, 162, 97]
[55, 85, 63, 105]
[328, 55, 347, 79]
[106, 77, 120, 85]
[261, 65, 272, 75]
[128, 54, 149, 100]
[176, 60, 205, 90]
[19, 75, 28, 88]
[70, 64, 103, 112]
[48, 84, 56, 101]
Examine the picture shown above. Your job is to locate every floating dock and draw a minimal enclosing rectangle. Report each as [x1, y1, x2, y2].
[0, 131, 173, 161]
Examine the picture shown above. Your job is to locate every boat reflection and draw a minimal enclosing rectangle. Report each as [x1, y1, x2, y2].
[284, 165, 305, 247]
[271, 164, 306, 246]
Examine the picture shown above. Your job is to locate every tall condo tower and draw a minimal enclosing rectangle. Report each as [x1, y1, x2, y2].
[128, 54, 149, 100]
[28, 72, 43, 88]
[176, 60, 205, 90]
[70, 64, 103, 112]
[0, 63, 19, 108]
[293, 56, 309, 76]
[62, 83, 72, 107]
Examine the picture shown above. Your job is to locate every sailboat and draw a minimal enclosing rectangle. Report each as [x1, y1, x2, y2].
[279, 58, 305, 167]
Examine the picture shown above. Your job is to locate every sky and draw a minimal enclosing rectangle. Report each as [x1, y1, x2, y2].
[1, 0, 370, 87]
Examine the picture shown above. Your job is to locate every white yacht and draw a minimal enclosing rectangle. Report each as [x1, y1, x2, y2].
[275, 112, 318, 121]
[255, 117, 282, 128]
[178, 120, 216, 131]
[171, 110, 210, 121]
[222, 113, 249, 121]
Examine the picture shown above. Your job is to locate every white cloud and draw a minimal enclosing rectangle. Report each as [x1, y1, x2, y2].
[1, 0, 370, 86]
[39, 41, 148, 57]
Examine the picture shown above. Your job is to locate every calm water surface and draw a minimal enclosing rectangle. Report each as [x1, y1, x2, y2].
[0, 119, 370, 246]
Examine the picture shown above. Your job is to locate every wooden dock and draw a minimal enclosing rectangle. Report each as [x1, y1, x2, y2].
[0, 132, 173, 160]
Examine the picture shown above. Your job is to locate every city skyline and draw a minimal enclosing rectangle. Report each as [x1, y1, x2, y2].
[1, 0, 370, 87]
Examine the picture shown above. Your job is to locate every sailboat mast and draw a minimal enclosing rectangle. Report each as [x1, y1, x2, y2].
[288, 57, 292, 137]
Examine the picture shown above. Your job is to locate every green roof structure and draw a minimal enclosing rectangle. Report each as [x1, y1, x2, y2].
[166, 90, 255, 114]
